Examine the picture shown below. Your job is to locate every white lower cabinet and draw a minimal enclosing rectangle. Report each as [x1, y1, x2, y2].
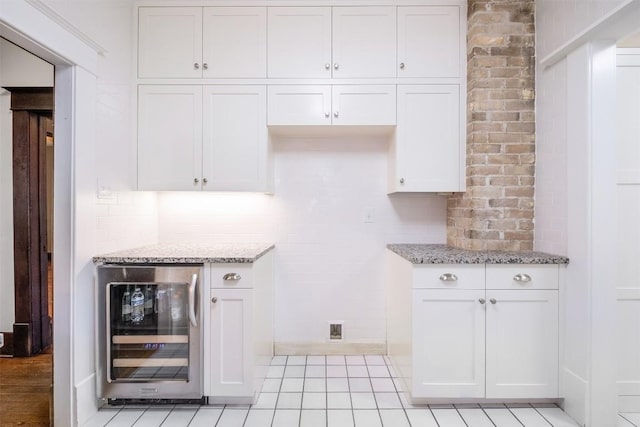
[388, 252, 560, 402]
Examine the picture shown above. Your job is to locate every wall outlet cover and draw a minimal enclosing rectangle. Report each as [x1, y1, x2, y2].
[0, 333, 4, 348]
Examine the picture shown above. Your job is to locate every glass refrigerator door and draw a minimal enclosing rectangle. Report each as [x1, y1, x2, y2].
[107, 282, 191, 382]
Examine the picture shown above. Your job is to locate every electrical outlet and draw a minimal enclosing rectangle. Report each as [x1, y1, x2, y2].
[329, 322, 343, 340]
[0, 333, 4, 349]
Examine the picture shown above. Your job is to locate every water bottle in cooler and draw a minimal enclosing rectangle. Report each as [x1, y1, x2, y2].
[131, 287, 145, 324]
[121, 287, 131, 323]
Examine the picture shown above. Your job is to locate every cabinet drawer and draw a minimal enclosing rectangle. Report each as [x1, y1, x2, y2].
[413, 265, 484, 289]
[486, 265, 558, 290]
[211, 265, 253, 289]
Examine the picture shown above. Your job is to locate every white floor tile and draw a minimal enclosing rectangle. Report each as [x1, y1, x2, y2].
[306, 355, 325, 365]
[365, 355, 386, 366]
[243, 409, 274, 427]
[386, 365, 397, 378]
[430, 404, 455, 409]
[346, 355, 366, 365]
[305, 365, 326, 378]
[379, 409, 410, 427]
[284, 365, 306, 378]
[214, 409, 248, 427]
[280, 378, 304, 392]
[253, 393, 278, 409]
[187, 408, 223, 427]
[621, 413, 640, 425]
[535, 407, 580, 426]
[348, 378, 372, 393]
[484, 408, 523, 427]
[374, 392, 402, 409]
[276, 393, 303, 409]
[327, 355, 346, 365]
[272, 409, 301, 427]
[271, 356, 287, 365]
[458, 408, 494, 427]
[509, 407, 552, 426]
[353, 410, 382, 427]
[367, 365, 391, 378]
[300, 409, 327, 427]
[266, 365, 285, 378]
[371, 378, 396, 392]
[84, 408, 120, 427]
[287, 356, 307, 365]
[327, 378, 350, 392]
[619, 414, 638, 427]
[105, 409, 144, 427]
[302, 392, 326, 409]
[431, 408, 466, 427]
[347, 365, 369, 378]
[350, 393, 377, 409]
[405, 409, 439, 427]
[393, 378, 405, 392]
[304, 378, 326, 392]
[261, 378, 282, 393]
[160, 408, 196, 427]
[327, 393, 352, 409]
[328, 410, 355, 427]
[327, 365, 348, 377]
[133, 409, 171, 427]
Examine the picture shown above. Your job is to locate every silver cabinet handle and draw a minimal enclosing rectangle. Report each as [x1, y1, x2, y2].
[188, 273, 198, 327]
[334, 63, 339, 70]
[439, 273, 458, 282]
[211, 297, 218, 303]
[325, 112, 330, 118]
[194, 63, 200, 70]
[513, 273, 532, 283]
[479, 298, 486, 304]
[400, 178, 405, 184]
[399, 62, 405, 69]
[194, 178, 200, 184]
[325, 63, 331, 70]
[490, 298, 497, 304]
[334, 111, 339, 118]
[203, 63, 208, 70]
[223, 273, 241, 281]
[202, 178, 208, 184]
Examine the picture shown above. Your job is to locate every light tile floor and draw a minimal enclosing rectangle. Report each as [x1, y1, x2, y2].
[83, 355, 583, 427]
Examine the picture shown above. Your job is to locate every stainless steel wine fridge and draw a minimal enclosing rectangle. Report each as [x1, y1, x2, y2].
[96, 264, 204, 402]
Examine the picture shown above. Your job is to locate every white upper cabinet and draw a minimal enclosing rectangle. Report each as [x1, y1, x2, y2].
[267, 7, 332, 78]
[139, 7, 266, 78]
[138, 7, 203, 78]
[202, 7, 266, 78]
[138, 85, 203, 190]
[332, 7, 396, 78]
[397, 6, 461, 78]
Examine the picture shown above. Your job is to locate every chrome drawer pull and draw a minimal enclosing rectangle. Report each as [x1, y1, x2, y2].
[513, 273, 532, 283]
[490, 298, 497, 304]
[439, 273, 458, 282]
[479, 298, 486, 304]
[223, 273, 241, 281]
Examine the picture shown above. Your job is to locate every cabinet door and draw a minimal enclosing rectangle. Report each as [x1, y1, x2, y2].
[332, 85, 396, 126]
[267, 7, 331, 78]
[138, 86, 202, 191]
[267, 85, 331, 126]
[210, 289, 253, 397]
[485, 290, 559, 398]
[138, 7, 203, 78]
[398, 6, 461, 78]
[412, 289, 485, 398]
[202, 7, 266, 78]
[332, 7, 396, 78]
[202, 86, 267, 191]
[393, 85, 461, 192]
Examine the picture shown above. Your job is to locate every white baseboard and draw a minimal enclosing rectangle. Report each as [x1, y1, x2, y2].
[75, 373, 99, 426]
[561, 368, 588, 427]
[275, 342, 386, 356]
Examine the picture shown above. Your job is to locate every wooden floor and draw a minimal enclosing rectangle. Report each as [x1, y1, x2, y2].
[0, 349, 52, 426]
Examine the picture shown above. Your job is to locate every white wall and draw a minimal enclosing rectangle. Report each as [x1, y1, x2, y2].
[158, 137, 447, 349]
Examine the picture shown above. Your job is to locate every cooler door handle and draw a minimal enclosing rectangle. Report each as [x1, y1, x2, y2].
[188, 274, 198, 328]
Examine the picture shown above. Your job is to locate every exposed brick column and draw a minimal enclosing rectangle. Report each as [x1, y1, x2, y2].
[447, 0, 535, 251]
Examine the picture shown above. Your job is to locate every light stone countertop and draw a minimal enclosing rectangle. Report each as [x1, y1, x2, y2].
[93, 243, 275, 264]
[387, 243, 569, 264]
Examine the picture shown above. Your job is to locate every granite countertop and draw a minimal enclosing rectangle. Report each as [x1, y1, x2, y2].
[93, 243, 275, 264]
[387, 244, 569, 265]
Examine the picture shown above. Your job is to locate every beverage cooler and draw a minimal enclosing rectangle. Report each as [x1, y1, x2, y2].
[96, 265, 204, 402]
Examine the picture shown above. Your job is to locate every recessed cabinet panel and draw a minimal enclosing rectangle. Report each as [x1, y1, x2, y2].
[412, 289, 486, 398]
[202, 7, 266, 78]
[332, 7, 396, 78]
[394, 85, 460, 192]
[413, 264, 485, 289]
[485, 290, 559, 398]
[267, 7, 332, 78]
[398, 6, 461, 78]
[138, 7, 203, 78]
[138, 85, 202, 191]
[202, 86, 267, 191]
[267, 85, 331, 126]
[331, 85, 396, 125]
